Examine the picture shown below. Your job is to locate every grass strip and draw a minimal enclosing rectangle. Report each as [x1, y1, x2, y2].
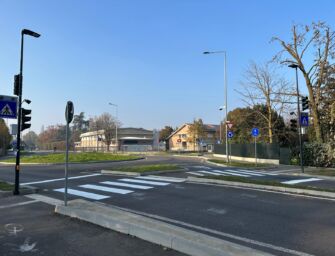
[2, 152, 141, 164]
[201, 175, 335, 193]
[208, 159, 273, 168]
[0, 181, 14, 191]
[112, 164, 181, 173]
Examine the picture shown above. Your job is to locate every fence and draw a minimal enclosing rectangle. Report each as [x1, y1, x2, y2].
[214, 143, 291, 164]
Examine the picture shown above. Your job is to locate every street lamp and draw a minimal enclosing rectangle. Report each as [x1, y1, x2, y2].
[288, 64, 304, 173]
[14, 29, 40, 195]
[204, 51, 229, 162]
[108, 103, 118, 152]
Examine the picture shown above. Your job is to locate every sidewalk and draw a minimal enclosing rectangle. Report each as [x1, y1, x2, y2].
[0, 196, 185, 256]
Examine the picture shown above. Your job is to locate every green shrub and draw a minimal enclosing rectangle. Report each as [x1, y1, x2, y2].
[303, 142, 335, 167]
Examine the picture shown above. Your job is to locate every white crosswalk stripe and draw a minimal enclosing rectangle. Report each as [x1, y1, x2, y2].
[118, 178, 170, 186]
[54, 188, 109, 200]
[223, 169, 265, 176]
[80, 184, 133, 194]
[101, 181, 153, 190]
[187, 171, 205, 176]
[198, 170, 223, 176]
[135, 176, 186, 183]
[212, 170, 250, 177]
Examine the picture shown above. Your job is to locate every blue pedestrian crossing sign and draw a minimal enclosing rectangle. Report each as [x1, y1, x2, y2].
[300, 112, 309, 127]
[227, 131, 234, 139]
[0, 95, 17, 119]
[251, 128, 259, 137]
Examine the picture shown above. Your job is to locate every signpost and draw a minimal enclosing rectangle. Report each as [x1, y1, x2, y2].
[251, 128, 259, 166]
[0, 95, 17, 119]
[64, 101, 74, 206]
[227, 131, 233, 162]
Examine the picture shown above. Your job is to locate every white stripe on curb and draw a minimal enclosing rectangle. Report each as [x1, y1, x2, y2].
[187, 172, 205, 176]
[198, 170, 223, 176]
[135, 176, 186, 183]
[281, 178, 322, 185]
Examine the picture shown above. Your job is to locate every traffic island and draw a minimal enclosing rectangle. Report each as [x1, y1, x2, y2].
[55, 199, 273, 256]
[101, 164, 185, 176]
[187, 176, 335, 199]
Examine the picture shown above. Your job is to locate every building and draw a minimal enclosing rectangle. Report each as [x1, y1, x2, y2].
[76, 127, 158, 152]
[167, 123, 219, 152]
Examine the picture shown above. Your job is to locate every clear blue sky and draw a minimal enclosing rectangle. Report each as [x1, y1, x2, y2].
[1, 0, 334, 133]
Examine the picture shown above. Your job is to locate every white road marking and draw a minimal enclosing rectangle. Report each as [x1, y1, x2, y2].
[0, 200, 39, 209]
[192, 166, 211, 169]
[212, 170, 250, 177]
[53, 188, 109, 200]
[222, 169, 264, 176]
[101, 181, 153, 190]
[80, 184, 133, 194]
[198, 170, 223, 176]
[21, 173, 102, 185]
[118, 178, 169, 186]
[281, 178, 322, 185]
[135, 176, 186, 183]
[187, 172, 205, 176]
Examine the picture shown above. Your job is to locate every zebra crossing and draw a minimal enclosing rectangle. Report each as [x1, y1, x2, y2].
[53, 176, 186, 201]
[186, 165, 278, 178]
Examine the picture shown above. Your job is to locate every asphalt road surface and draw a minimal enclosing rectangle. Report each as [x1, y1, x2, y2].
[1, 155, 335, 255]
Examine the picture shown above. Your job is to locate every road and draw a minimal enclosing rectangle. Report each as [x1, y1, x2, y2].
[1, 155, 335, 255]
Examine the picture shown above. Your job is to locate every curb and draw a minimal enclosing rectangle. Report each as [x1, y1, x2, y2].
[101, 168, 186, 176]
[205, 160, 278, 171]
[187, 177, 335, 199]
[282, 172, 335, 181]
[55, 199, 272, 256]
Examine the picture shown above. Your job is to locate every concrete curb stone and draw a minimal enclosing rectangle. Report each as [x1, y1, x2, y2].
[55, 199, 273, 256]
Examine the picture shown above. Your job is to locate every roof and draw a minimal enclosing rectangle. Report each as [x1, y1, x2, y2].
[79, 127, 153, 138]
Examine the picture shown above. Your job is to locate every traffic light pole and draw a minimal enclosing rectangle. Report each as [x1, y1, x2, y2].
[294, 68, 304, 173]
[14, 33, 24, 195]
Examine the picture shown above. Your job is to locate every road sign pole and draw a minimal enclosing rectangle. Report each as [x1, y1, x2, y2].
[255, 136, 257, 167]
[64, 121, 69, 206]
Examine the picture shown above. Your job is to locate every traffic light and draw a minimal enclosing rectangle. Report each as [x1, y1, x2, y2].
[14, 74, 21, 96]
[302, 96, 309, 111]
[290, 119, 297, 132]
[21, 108, 31, 131]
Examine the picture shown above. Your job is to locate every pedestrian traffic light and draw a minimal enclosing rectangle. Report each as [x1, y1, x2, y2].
[302, 96, 309, 111]
[21, 108, 31, 131]
[290, 119, 297, 132]
[14, 74, 21, 96]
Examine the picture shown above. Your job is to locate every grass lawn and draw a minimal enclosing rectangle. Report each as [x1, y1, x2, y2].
[0, 181, 14, 191]
[305, 168, 335, 176]
[201, 175, 335, 193]
[2, 152, 141, 164]
[208, 159, 273, 168]
[112, 164, 181, 173]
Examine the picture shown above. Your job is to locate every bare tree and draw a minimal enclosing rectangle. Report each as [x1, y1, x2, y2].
[89, 113, 119, 151]
[272, 22, 335, 142]
[238, 61, 294, 143]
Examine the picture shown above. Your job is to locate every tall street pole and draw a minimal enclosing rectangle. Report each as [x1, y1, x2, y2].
[14, 29, 40, 195]
[289, 64, 304, 173]
[224, 51, 229, 163]
[203, 50, 228, 162]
